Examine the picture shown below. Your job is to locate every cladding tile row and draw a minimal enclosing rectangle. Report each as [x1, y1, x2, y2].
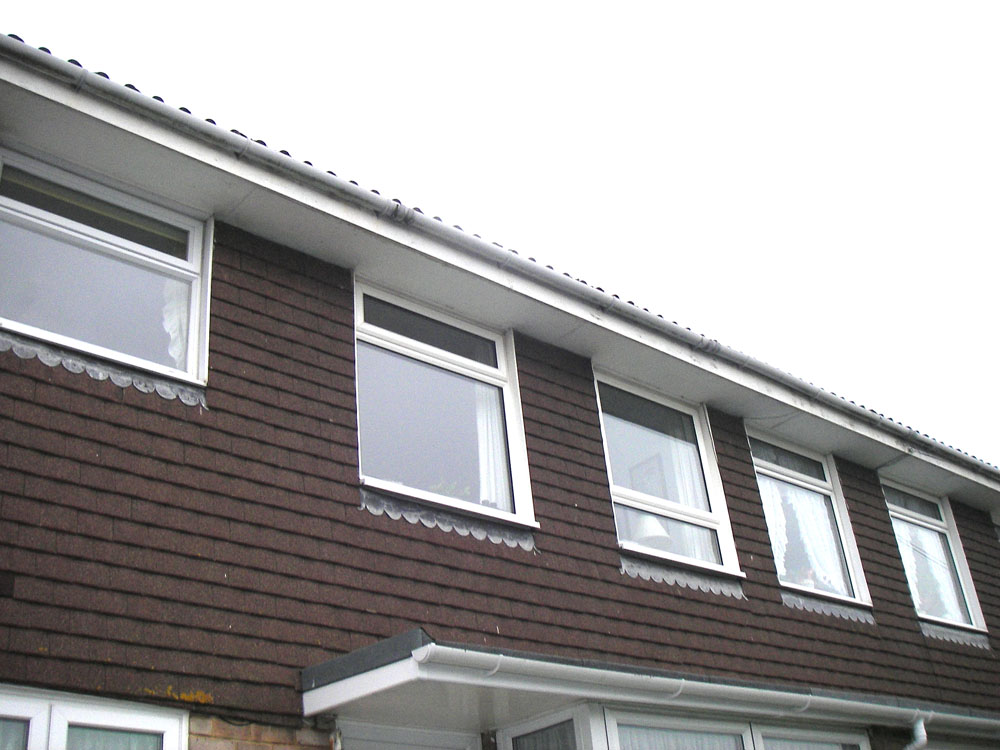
[2, 224, 1000, 721]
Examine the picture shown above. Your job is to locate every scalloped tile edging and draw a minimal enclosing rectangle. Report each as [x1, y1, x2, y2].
[360, 487, 535, 551]
[0, 330, 206, 407]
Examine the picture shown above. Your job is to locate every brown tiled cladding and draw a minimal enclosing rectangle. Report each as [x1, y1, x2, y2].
[2, 225, 999, 723]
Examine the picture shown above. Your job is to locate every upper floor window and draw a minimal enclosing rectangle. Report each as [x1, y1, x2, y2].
[749, 435, 870, 604]
[354, 286, 534, 526]
[596, 376, 741, 575]
[883, 483, 986, 630]
[0, 152, 212, 383]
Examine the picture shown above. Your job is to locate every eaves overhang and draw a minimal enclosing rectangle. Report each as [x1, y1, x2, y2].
[2, 34, 1000, 509]
[301, 629, 1000, 740]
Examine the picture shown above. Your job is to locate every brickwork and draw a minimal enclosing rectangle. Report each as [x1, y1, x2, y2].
[189, 715, 330, 750]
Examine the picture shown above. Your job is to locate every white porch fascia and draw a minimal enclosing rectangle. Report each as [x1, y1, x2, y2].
[301, 633, 1000, 741]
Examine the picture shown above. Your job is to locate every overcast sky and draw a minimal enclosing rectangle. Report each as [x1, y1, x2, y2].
[6, 3, 1000, 466]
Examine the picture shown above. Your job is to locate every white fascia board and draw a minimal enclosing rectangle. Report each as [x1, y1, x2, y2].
[301, 658, 422, 718]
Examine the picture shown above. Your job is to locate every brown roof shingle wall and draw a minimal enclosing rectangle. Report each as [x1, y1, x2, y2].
[2, 226, 999, 723]
[1, 224, 360, 724]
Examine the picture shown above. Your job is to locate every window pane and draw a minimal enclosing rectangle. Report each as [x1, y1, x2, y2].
[357, 342, 513, 511]
[0, 719, 28, 750]
[1, 167, 188, 259]
[619, 725, 744, 750]
[600, 384, 710, 511]
[892, 516, 971, 624]
[758, 474, 853, 597]
[513, 720, 576, 750]
[67, 727, 162, 750]
[0, 218, 191, 370]
[363, 295, 497, 366]
[749, 439, 826, 481]
[883, 485, 942, 521]
[763, 740, 859, 750]
[615, 503, 722, 564]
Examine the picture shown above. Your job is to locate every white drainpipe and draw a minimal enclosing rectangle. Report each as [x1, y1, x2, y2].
[902, 717, 928, 750]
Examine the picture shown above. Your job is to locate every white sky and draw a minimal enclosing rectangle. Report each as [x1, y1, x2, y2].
[6, 3, 1000, 465]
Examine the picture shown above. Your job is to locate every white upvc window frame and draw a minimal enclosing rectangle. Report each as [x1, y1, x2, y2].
[594, 371, 743, 577]
[497, 705, 597, 750]
[749, 723, 871, 750]
[748, 431, 871, 607]
[881, 480, 987, 631]
[0, 150, 213, 384]
[604, 709, 754, 750]
[354, 282, 536, 528]
[0, 685, 187, 750]
[604, 709, 870, 750]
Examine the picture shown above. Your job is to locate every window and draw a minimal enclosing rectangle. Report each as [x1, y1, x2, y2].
[511, 720, 576, 750]
[596, 376, 741, 574]
[497, 706, 590, 750]
[0, 685, 186, 750]
[750, 727, 864, 750]
[0, 152, 212, 383]
[749, 435, 869, 603]
[605, 711, 868, 750]
[883, 483, 986, 629]
[354, 287, 534, 525]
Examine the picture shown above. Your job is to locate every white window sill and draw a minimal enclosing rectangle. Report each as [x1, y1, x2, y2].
[617, 540, 746, 581]
[778, 580, 872, 609]
[360, 476, 539, 530]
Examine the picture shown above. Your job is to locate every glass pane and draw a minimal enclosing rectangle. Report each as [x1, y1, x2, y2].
[600, 384, 710, 511]
[749, 439, 826, 481]
[0, 219, 192, 370]
[619, 724, 744, 750]
[883, 485, 942, 520]
[513, 720, 577, 750]
[0, 719, 28, 750]
[363, 295, 497, 366]
[357, 342, 513, 511]
[892, 516, 971, 624]
[67, 727, 162, 750]
[615, 503, 722, 564]
[763, 740, 859, 750]
[758, 474, 853, 597]
[1, 167, 188, 259]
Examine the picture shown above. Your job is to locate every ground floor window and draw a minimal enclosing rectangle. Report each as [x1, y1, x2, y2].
[0, 686, 186, 750]
[606, 711, 867, 750]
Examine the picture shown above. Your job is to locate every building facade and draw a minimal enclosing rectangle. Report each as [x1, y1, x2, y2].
[1, 33, 999, 750]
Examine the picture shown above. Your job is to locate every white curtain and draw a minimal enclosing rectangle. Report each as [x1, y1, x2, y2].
[759, 476, 850, 597]
[474, 381, 511, 512]
[664, 435, 710, 511]
[892, 518, 968, 623]
[161, 277, 190, 370]
[619, 725, 743, 750]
